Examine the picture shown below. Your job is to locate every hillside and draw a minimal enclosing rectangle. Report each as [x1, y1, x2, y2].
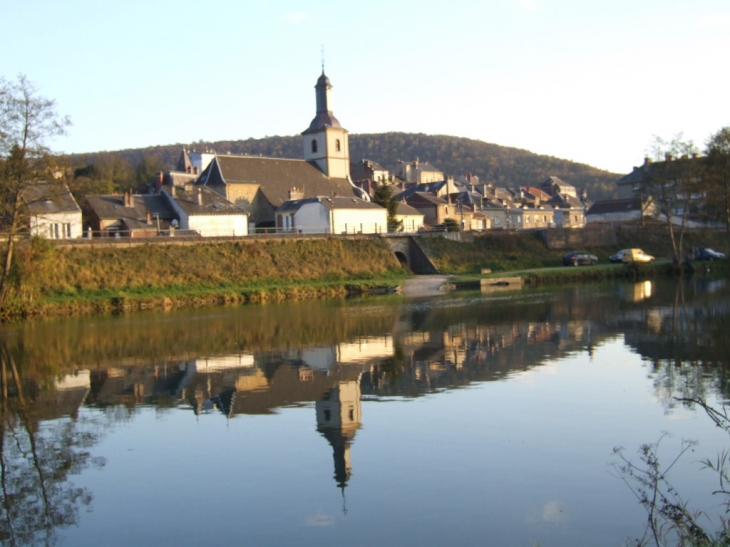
[70, 132, 621, 200]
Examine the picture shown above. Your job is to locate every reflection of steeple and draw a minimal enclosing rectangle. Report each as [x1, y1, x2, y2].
[316, 379, 362, 500]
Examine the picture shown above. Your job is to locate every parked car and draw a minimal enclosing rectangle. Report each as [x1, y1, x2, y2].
[694, 247, 726, 261]
[609, 248, 655, 264]
[562, 251, 598, 266]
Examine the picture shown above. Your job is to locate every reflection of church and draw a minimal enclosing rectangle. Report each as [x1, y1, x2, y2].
[316, 378, 362, 491]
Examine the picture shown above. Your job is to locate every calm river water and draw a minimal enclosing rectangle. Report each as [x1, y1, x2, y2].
[1, 278, 729, 546]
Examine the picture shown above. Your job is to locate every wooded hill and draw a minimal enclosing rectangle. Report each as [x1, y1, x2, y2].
[71, 132, 622, 200]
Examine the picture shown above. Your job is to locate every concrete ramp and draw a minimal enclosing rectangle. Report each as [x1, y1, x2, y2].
[402, 276, 449, 297]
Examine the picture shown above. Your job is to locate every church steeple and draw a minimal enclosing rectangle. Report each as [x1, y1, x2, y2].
[307, 72, 341, 132]
[302, 70, 350, 179]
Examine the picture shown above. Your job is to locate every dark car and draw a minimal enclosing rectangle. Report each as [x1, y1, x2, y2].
[562, 251, 598, 266]
[694, 248, 726, 261]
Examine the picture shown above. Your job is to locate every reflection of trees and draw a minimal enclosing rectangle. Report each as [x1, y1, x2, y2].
[624, 280, 730, 408]
[0, 346, 103, 546]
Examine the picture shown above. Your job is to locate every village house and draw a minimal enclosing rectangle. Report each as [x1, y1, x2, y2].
[196, 71, 366, 231]
[275, 195, 387, 234]
[585, 197, 656, 224]
[402, 192, 475, 230]
[350, 159, 390, 197]
[394, 202, 425, 233]
[547, 193, 586, 228]
[24, 182, 82, 239]
[394, 159, 444, 184]
[163, 185, 249, 237]
[84, 190, 178, 237]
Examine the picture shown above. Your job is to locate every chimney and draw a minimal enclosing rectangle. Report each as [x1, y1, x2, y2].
[155, 172, 163, 194]
[665, 153, 673, 162]
[643, 157, 652, 166]
[289, 187, 304, 200]
[197, 188, 203, 206]
[146, 211, 152, 225]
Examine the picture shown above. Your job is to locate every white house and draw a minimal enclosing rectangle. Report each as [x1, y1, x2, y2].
[24, 182, 82, 239]
[394, 202, 424, 233]
[276, 196, 387, 234]
[163, 185, 249, 237]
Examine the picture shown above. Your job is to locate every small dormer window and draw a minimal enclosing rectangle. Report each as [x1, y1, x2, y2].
[311, 139, 318, 153]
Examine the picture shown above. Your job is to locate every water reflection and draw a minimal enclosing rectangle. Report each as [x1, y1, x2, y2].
[0, 277, 729, 545]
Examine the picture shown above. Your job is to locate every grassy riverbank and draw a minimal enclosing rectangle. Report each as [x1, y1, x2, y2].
[418, 228, 730, 274]
[6, 237, 406, 317]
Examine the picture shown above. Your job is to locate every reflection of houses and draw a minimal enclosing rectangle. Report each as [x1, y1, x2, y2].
[316, 380, 362, 490]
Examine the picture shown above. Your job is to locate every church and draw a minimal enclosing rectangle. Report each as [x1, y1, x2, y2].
[194, 71, 369, 230]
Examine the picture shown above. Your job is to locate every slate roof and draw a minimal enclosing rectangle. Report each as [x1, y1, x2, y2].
[408, 192, 448, 206]
[85, 194, 177, 230]
[540, 176, 576, 194]
[23, 182, 81, 215]
[395, 202, 423, 216]
[547, 193, 584, 209]
[393, 181, 447, 201]
[521, 186, 553, 201]
[167, 186, 249, 216]
[277, 196, 384, 212]
[616, 156, 708, 187]
[198, 155, 360, 207]
[586, 198, 644, 216]
[175, 149, 193, 172]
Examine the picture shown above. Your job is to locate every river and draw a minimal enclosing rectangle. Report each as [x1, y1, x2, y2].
[0, 277, 728, 546]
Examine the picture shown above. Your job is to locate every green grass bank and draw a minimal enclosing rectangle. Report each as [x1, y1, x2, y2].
[5, 237, 407, 318]
[417, 227, 730, 283]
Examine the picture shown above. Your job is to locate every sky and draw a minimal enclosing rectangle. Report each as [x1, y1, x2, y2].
[3, 0, 729, 174]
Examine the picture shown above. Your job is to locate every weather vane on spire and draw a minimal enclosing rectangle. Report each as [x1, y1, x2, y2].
[321, 44, 325, 74]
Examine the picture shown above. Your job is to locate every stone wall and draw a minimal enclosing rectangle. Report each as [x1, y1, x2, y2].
[537, 225, 617, 250]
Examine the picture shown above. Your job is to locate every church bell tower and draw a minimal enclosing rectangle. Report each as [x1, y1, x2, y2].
[302, 71, 350, 179]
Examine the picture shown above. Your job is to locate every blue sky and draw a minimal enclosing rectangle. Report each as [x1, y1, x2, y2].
[3, 0, 729, 174]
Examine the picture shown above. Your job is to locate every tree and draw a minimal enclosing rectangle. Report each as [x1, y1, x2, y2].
[0, 75, 70, 313]
[705, 127, 730, 245]
[372, 180, 403, 233]
[134, 153, 165, 188]
[638, 135, 701, 263]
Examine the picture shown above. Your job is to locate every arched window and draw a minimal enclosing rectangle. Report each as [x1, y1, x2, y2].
[335, 139, 341, 152]
[311, 139, 318, 153]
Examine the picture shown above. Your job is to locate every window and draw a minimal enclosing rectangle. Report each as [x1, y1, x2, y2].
[65, 223, 71, 238]
[336, 139, 341, 152]
[311, 139, 317, 153]
[525, 215, 531, 224]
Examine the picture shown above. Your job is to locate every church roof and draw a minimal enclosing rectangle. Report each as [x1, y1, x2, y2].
[198, 155, 359, 208]
[303, 112, 342, 133]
